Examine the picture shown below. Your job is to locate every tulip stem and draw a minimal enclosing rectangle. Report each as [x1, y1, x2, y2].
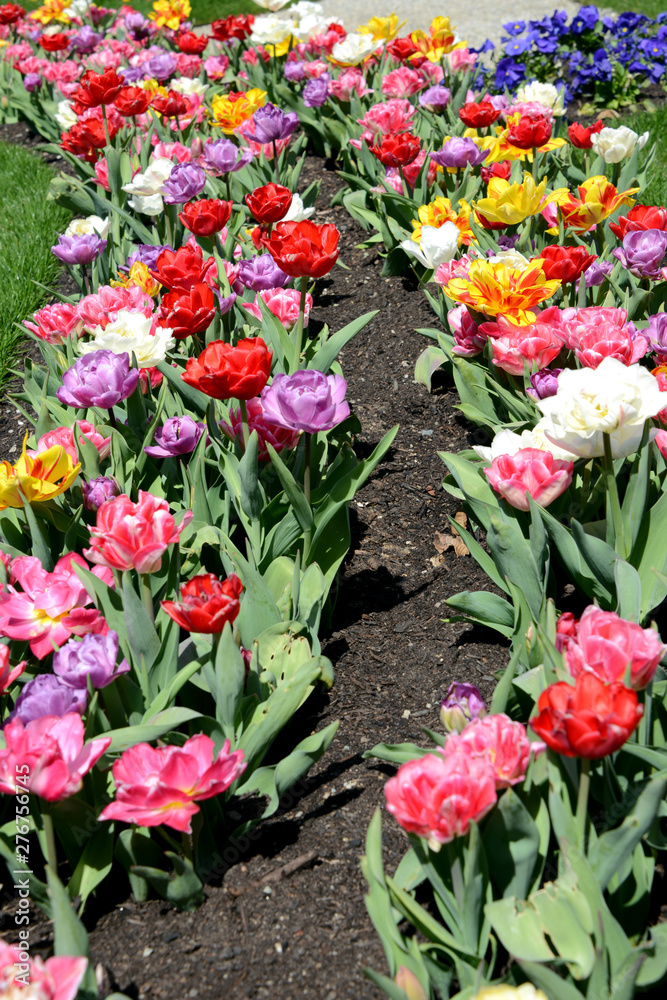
[303, 432, 312, 560]
[107, 407, 117, 429]
[398, 166, 409, 199]
[602, 432, 629, 559]
[273, 140, 280, 184]
[531, 145, 539, 184]
[239, 398, 250, 450]
[140, 573, 155, 625]
[35, 803, 58, 877]
[576, 757, 591, 851]
[292, 275, 308, 371]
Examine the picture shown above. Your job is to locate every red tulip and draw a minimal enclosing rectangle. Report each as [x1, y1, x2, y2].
[610, 204, 667, 240]
[387, 37, 419, 62]
[538, 245, 597, 284]
[458, 100, 501, 128]
[260, 220, 340, 279]
[71, 68, 123, 109]
[150, 245, 216, 293]
[182, 337, 273, 400]
[480, 160, 511, 185]
[369, 131, 421, 168]
[177, 30, 208, 54]
[61, 119, 117, 162]
[151, 90, 188, 118]
[161, 572, 243, 633]
[210, 14, 254, 41]
[530, 673, 643, 759]
[507, 114, 552, 150]
[39, 32, 69, 52]
[113, 86, 152, 117]
[179, 198, 233, 236]
[0, 4, 24, 24]
[157, 282, 217, 340]
[568, 119, 604, 150]
[245, 183, 292, 225]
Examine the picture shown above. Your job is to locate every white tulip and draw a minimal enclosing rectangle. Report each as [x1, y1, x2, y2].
[330, 32, 381, 65]
[487, 249, 531, 271]
[279, 193, 315, 223]
[250, 14, 296, 45]
[295, 13, 331, 39]
[122, 157, 174, 197]
[400, 223, 459, 270]
[534, 356, 667, 459]
[171, 77, 208, 98]
[81, 311, 175, 367]
[474, 427, 574, 463]
[64, 215, 110, 239]
[291, 1, 325, 17]
[515, 81, 565, 116]
[590, 126, 649, 163]
[126, 193, 164, 216]
[251, 0, 292, 9]
[55, 100, 77, 131]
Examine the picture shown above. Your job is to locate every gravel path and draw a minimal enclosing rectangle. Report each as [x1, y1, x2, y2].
[315, 0, 583, 48]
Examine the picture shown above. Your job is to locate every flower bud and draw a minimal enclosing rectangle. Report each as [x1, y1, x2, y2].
[440, 682, 487, 733]
[82, 475, 121, 511]
[395, 967, 427, 1000]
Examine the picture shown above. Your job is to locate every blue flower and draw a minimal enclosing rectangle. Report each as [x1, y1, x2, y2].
[571, 5, 599, 33]
[534, 37, 559, 54]
[470, 38, 495, 54]
[494, 56, 526, 89]
[502, 20, 526, 36]
[504, 37, 532, 56]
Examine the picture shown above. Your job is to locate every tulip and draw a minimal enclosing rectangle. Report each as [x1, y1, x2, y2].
[516, 80, 565, 116]
[303, 75, 330, 107]
[473, 987, 548, 1000]
[482, 309, 564, 376]
[220, 398, 301, 461]
[552, 176, 639, 233]
[245, 183, 293, 225]
[80, 313, 175, 368]
[202, 138, 254, 175]
[99, 734, 247, 833]
[84, 491, 193, 574]
[113, 85, 152, 116]
[0, 940, 87, 1000]
[71, 68, 123, 108]
[82, 475, 121, 511]
[558, 306, 648, 370]
[243, 287, 313, 332]
[260, 220, 340, 279]
[236, 254, 291, 291]
[0, 713, 110, 805]
[150, 245, 216, 292]
[162, 163, 207, 205]
[538, 245, 597, 284]
[610, 204, 667, 240]
[400, 222, 459, 269]
[151, 89, 189, 118]
[57, 350, 139, 409]
[526, 367, 562, 400]
[506, 113, 552, 150]
[10, 674, 88, 724]
[449, 305, 487, 357]
[53, 630, 130, 690]
[429, 138, 489, 170]
[440, 682, 487, 733]
[568, 119, 604, 149]
[161, 572, 242, 633]
[30, 421, 111, 463]
[530, 673, 643, 758]
[24, 300, 82, 345]
[260, 370, 349, 434]
[590, 126, 649, 163]
[0, 644, 25, 695]
[613, 229, 667, 279]
[369, 131, 421, 168]
[210, 88, 267, 133]
[644, 312, 667, 363]
[252, 102, 300, 142]
[418, 85, 451, 111]
[157, 282, 217, 340]
[444, 714, 538, 788]
[146, 51, 178, 80]
[178, 198, 233, 237]
[484, 447, 573, 510]
[384, 752, 497, 851]
[473, 173, 548, 228]
[458, 99, 501, 128]
[0, 436, 80, 511]
[395, 967, 428, 1000]
[51, 233, 107, 265]
[182, 337, 272, 400]
[565, 606, 665, 690]
[446, 259, 560, 326]
[144, 415, 205, 458]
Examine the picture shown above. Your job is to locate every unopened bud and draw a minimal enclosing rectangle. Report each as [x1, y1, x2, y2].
[395, 966, 427, 1000]
[440, 681, 487, 733]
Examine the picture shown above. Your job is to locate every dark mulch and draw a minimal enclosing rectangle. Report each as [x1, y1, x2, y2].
[0, 129, 506, 999]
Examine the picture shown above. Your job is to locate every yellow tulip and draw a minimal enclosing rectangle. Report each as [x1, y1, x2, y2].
[149, 0, 191, 30]
[473, 173, 549, 227]
[29, 0, 72, 24]
[111, 262, 161, 298]
[411, 197, 474, 245]
[472, 986, 549, 1000]
[358, 14, 406, 41]
[446, 258, 560, 325]
[210, 89, 267, 134]
[549, 175, 639, 233]
[0, 438, 80, 511]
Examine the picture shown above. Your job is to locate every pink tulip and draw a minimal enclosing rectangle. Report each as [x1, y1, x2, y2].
[0, 554, 111, 659]
[24, 301, 83, 345]
[565, 605, 665, 690]
[242, 287, 313, 332]
[329, 67, 371, 101]
[0, 940, 87, 1000]
[434, 253, 474, 290]
[481, 308, 564, 376]
[0, 643, 25, 693]
[220, 397, 301, 462]
[381, 67, 426, 98]
[484, 447, 574, 511]
[0, 714, 111, 801]
[94, 158, 110, 190]
[83, 491, 192, 574]
[356, 99, 416, 142]
[99, 734, 247, 833]
[29, 421, 111, 463]
[449, 305, 487, 357]
[444, 713, 538, 788]
[655, 427, 667, 460]
[384, 752, 497, 850]
[558, 306, 648, 369]
[76, 284, 154, 329]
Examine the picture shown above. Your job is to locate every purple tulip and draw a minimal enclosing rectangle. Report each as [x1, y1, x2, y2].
[612, 229, 667, 279]
[526, 367, 563, 401]
[440, 682, 487, 733]
[24, 72, 41, 92]
[70, 25, 101, 53]
[251, 103, 300, 144]
[125, 243, 172, 270]
[144, 415, 205, 458]
[124, 10, 151, 39]
[284, 60, 307, 82]
[146, 51, 177, 80]
[418, 85, 451, 111]
[53, 631, 130, 690]
[162, 163, 207, 205]
[578, 258, 613, 288]
[202, 138, 254, 175]
[51, 233, 107, 265]
[119, 64, 146, 84]
[57, 351, 140, 409]
[82, 476, 122, 511]
[260, 371, 349, 434]
[303, 75, 330, 108]
[11, 675, 87, 724]
[430, 137, 489, 169]
[236, 254, 291, 291]
[642, 312, 667, 362]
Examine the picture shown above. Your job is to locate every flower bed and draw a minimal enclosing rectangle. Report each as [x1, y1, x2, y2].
[1, 2, 667, 999]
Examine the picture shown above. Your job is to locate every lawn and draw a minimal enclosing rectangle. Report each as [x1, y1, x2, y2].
[21, 0, 264, 26]
[619, 104, 667, 205]
[599, 0, 667, 16]
[0, 142, 70, 388]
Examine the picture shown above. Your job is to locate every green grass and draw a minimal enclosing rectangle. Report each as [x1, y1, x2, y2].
[0, 142, 70, 387]
[618, 105, 667, 205]
[22, 0, 267, 26]
[597, 0, 667, 16]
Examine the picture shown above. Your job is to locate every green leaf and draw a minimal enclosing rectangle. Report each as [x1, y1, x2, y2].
[483, 788, 542, 900]
[363, 742, 429, 765]
[132, 852, 204, 911]
[67, 823, 114, 912]
[122, 573, 161, 672]
[589, 775, 667, 891]
[47, 867, 98, 996]
[414, 345, 447, 390]
[445, 591, 514, 636]
[102, 707, 202, 755]
[266, 442, 314, 533]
